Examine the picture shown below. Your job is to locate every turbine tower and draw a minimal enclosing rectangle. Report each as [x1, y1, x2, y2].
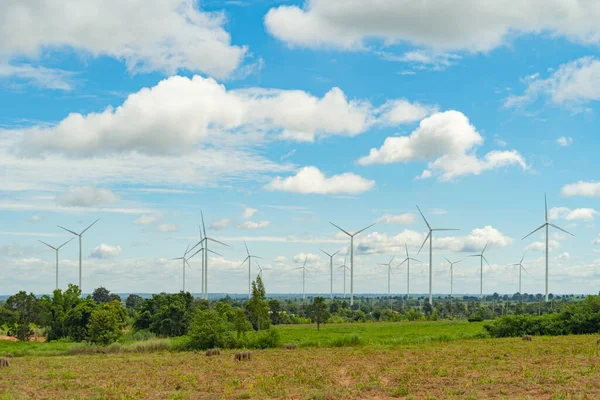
[509, 252, 528, 294]
[337, 251, 350, 299]
[416, 206, 459, 305]
[522, 194, 574, 302]
[330, 222, 375, 306]
[240, 241, 262, 299]
[171, 243, 200, 293]
[294, 256, 310, 300]
[320, 248, 340, 300]
[444, 257, 463, 305]
[38, 238, 74, 290]
[378, 254, 395, 309]
[397, 243, 421, 299]
[468, 242, 490, 299]
[57, 219, 99, 294]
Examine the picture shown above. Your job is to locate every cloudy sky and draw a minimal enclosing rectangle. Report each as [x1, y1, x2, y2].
[1, 0, 599, 296]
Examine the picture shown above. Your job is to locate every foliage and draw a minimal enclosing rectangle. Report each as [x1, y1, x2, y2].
[246, 276, 270, 331]
[40, 285, 82, 341]
[268, 299, 283, 325]
[188, 309, 235, 350]
[134, 292, 194, 337]
[233, 308, 252, 339]
[87, 309, 123, 345]
[64, 299, 97, 342]
[307, 297, 330, 330]
[4, 291, 43, 340]
[125, 294, 144, 310]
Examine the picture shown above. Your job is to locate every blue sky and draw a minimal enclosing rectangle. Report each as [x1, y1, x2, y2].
[1, 0, 599, 296]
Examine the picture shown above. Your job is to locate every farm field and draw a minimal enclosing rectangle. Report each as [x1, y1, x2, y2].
[1, 330, 599, 399]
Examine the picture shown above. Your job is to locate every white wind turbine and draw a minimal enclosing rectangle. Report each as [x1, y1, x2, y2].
[57, 219, 99, 294]
[416, 206, 459, 305]
[38, 237, 74, 290]
[468, 241, 490, 299]
[188, 212, 228, 299]
[240, 241, 262, 299]
[522, 194, 574, 302]
[320, 248, 340, 300]
[397, 243, 421, 299]
[444, 257, 463, 306]
[378, 254, 395, 309]
[170, 243, 197, 293]
[509, 252, 528, 294]
[256, 261, 269, 279]
[294, 256, 310, 300]
[337, 251, 350, 299]
[330, 222, 375, 305]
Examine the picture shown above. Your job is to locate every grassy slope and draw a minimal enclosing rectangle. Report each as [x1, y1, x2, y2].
[1, 335, 599, 399]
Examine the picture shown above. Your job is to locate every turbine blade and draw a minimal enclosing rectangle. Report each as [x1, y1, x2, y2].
[417, 232, 431, 255]
[416, 205, 431, 230]
[239, 256, 250, 268]
[389, 254, 395, 265]
[520, 252, 526, 264]
[483, 255, 491, 267]
[410, 258, 422, 263]
[57, 237, 74, 250]
[207, 237, 230, 247]
[188, 247, 204, 259]
[549, 223, 575, 237]
[444, 256, 452, 264]
[482, 241, 489, 254]
[521, 223, 546, 240]
[185, 260, 192, 270]
[354, 222, 376, 236]
[38, 240, 57, 250]
[303, 256, 308, 268]
[521, 264, 529, 274]
[397, 258, 408, 267]
[332, 250, 340, 257]
[171, 257, 184, 260]
[545, 193, 548, 223]
[320, 249, 331, 257]
[432, 228, 460, 231]
[199, 225, 203, 241]
[250, 255, 263, 260]
[330, 222, 351, 236]
[188, 241, 202, 254]
[405, 243, 409, 258]
[57, 225, 79, 236]
[201, 210, 207, 237]
[455, 259, 464, 264]
[81, 218, 100, 235]
[184, 242, 190, 256]
[207, 249, 223, 257]
[244, 241, 250, 256]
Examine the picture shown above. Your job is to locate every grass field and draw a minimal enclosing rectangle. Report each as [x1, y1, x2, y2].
[1, 334, 599, 399]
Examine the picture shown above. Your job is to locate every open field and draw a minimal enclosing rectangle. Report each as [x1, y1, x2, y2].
[1, 334, 599, 399]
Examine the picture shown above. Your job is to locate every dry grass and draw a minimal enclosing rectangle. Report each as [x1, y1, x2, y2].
[1, 335, 599, 399]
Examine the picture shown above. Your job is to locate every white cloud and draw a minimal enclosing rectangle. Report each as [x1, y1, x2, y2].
[379, 50, 461, 71]
[265, 1, 600, 52]
[56, 186, 119, 207]
[378, 213, 416, 225]
[0, 62, 75, 91]
[525, 240, 561, 252]
[134, 213, 163, 225]
[274, 256, 288, 263]
[89, 244, 122, 259]
[549, 207, 598, 222]
[0, 0, 246, 78]
[292, 253, 320, 265]
[157, 224, 178, 233]
[593, 235, 600, 245]
[237, 220, 271, 230]
[558, 252, 570, 261]
[506, 57, 600, 109]
[557, 136, 573, 147]
[266, 166, 374, 195]
[210, 218, 230, 231]
[29, 214, 42, 222]
[243, 207, 258, 219]
[358, 111, 527, 180]
[561, 181, 600, 198]
[415, 170, 432, 180]
[376, 99, 436, 125]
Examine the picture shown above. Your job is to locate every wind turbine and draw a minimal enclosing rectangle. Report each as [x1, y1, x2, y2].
[468, 242, 490, 299]
[294, 256, 310, 300]
[320, 248, 340, 300]
[509, 252, 528, 294]
[522, 194, 574, 302]
[337, 251, 350, 299]
[416, 206, 459, 305]
[330, 222, 375, 305]
[397, 243, 421, 299]
[444, 257, 463, 306]
[57, 219, 99, 294]
[378, 254, 395, 309]
[171, 243, 199, 293]
[240, 241, 262, 299]
[38, 238, 74, 290]
[256, 261, 269, 279]
[188, 212, 228, 299]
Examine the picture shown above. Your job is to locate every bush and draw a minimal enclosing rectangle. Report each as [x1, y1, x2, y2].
[87, 309, 123, 345]
[331, 333, 362, 347]
[251, 328, 280, 349]
[468, 314, 484, 323]
[188, 310, 235, 350]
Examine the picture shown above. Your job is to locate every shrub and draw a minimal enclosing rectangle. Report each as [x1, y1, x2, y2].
[188, 309, 235, 350]
[87, 309, 123, 345]
[331, 332, 362, 347]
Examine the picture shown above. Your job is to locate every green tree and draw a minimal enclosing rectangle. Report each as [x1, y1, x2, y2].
[133, 292, 194, 336]
[233, 308, 252, 338]
[87, 308, 122, 345]
[5, 291, 43, 340]
[188, 309, 234, 350]
[41, 285, 82, 341]
[92, 287, 111, 303]
[125, 294, 144, 310]
[65, 299, 97, 342]
[307, 297, 330, 331]
[247, 276, 270, 332]
[268, 299, 282, 325]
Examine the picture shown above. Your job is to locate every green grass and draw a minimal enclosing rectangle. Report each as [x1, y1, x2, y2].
[276, 320, 486, 347]
[0, 340, 71, 357]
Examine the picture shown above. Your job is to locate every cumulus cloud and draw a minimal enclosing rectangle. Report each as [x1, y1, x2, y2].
[237, 220, 270, 230]
[157, 224, 178, 233]
[13, 75, 432, 157]
[243, 207, 258, 219]
[525, 240, 561, 252]
[274, 256, 288, 263]
[210, 218, 230, 230]
[558, 252, 570, 261]
[549, 207, 598, 222]
[378, 213, 416, 225]
[561, 181, 600, 198]
[265, 1, 600, 52]
[292, 253, 320, 265]
[134, 213, 163, 225]
[506, 57, 600, 109]
[0, 0, 246, 78]
[90, 244, 122, 259]
[358, 111, 527, 180]
[266, 166, 374, 195]
[557, 136, 573, 147]
[56, 186, 119, 207]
